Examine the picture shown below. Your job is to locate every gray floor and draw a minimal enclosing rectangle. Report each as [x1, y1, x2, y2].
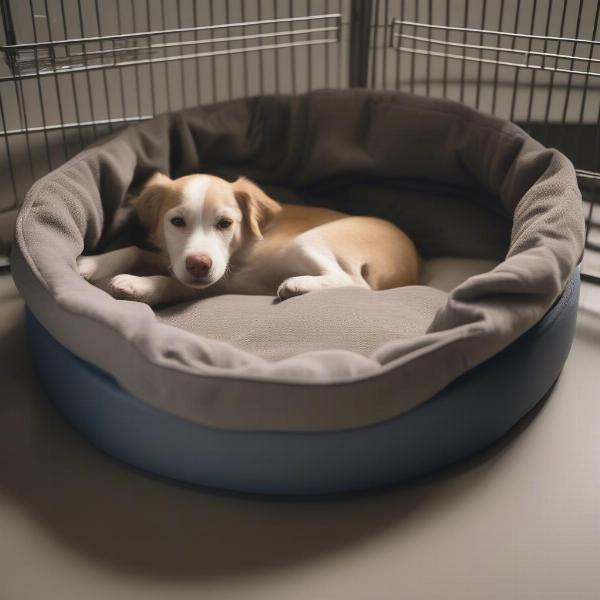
[0, 270, 599, 600]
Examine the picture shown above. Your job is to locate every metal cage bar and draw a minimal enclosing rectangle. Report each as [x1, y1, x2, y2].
[1, 15, 343, 81]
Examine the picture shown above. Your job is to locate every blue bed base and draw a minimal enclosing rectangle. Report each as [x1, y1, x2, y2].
[25, 271, 579, 495]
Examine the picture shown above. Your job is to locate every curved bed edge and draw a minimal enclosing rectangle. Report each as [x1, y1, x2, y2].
[25, 271, 580, 495]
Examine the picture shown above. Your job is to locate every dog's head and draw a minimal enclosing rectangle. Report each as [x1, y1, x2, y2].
[132, 173, 280, 288]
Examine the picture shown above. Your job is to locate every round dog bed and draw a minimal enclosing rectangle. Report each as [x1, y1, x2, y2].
[12, 90, 585, 494]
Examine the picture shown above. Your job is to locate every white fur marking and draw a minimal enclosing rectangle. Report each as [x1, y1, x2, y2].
[182, 176, 210, 213]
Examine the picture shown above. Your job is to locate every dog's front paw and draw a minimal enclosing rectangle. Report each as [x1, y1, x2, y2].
[77, 256, 100, 281]
[277, 276, 315, 300]
[108, 274, 154, 303]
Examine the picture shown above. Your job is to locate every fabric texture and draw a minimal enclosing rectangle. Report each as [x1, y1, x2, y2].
[157, 285, 449, 361]
[12, 89, 585, 432]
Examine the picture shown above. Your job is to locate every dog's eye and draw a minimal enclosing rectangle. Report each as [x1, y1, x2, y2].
[216, 218, 233, 230]
[170, 216, 186, 227]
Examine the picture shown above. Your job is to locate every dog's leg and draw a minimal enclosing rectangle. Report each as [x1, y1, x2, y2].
[106, 274, 203, 306]
[77, 246, 166, 281]
[277, 237, 368, 300]
[277, 273, 365, 300]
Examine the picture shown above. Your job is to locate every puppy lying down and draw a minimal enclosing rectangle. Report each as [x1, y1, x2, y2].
[78, 173, 420, 306]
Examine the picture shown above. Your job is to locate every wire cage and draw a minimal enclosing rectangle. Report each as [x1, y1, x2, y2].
[0, 0, 349, 260]
[0, 0, 598, 285]
[368, 0, 600, 284]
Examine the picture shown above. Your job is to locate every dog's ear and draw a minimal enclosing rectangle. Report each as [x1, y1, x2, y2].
[131, 172, 172, 232]
[232, 177, 281, 240]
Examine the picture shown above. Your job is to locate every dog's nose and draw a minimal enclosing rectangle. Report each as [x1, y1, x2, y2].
[185, 254, 212, 278]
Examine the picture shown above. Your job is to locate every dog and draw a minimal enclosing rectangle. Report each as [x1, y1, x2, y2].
[77, 173, 420, 306]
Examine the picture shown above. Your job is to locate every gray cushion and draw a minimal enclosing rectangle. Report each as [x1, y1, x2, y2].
[12, 90, 585, 432]
[157, 286, 449, 362]
[156, 258, 497, 361]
